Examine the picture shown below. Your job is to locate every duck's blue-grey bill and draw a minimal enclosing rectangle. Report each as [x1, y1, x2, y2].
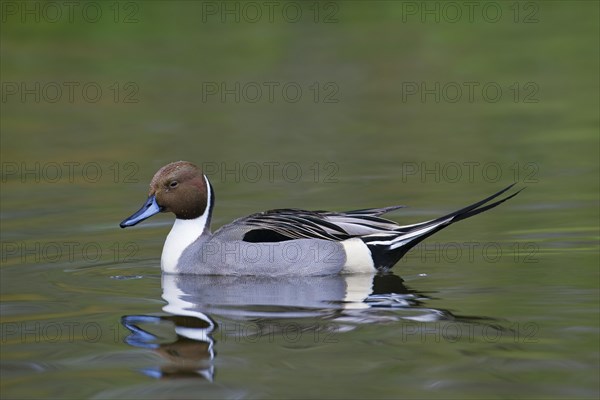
[120, 195, 162, 228]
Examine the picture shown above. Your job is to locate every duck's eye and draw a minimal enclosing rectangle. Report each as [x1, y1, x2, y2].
[169, 181, 178, 188]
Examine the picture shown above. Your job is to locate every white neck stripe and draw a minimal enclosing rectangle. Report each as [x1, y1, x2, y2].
[161, 175, 212, 273]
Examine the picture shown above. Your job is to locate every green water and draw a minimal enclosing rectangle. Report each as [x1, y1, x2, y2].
[1, 1, 598, 399]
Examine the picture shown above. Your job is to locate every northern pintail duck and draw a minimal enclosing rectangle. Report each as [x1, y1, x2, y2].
[120, 161, 521, 275]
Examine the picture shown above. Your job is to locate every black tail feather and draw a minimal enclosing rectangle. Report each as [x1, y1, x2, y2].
[452, 187, 525, 223]
[364, 184, 522, 270]
[397, 183, 517, 232]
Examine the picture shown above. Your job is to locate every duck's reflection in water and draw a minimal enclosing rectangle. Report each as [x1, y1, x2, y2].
[121, 313, 216, 380]
[121, 273, 495, 380]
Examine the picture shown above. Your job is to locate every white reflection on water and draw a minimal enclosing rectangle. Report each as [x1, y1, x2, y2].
[121, 272, 502, 381]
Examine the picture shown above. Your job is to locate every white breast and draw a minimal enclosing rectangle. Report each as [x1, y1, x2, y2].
[161, 218, 207, 273]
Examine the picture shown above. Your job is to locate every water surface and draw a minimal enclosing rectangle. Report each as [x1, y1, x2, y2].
[1, 2, 598, 399]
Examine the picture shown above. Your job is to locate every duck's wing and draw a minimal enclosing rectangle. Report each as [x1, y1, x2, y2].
[213, 183, 522, 244]
[213, 206, 405, 243]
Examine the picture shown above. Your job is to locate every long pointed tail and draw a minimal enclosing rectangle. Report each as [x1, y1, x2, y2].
[362, 184, 524, 270]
